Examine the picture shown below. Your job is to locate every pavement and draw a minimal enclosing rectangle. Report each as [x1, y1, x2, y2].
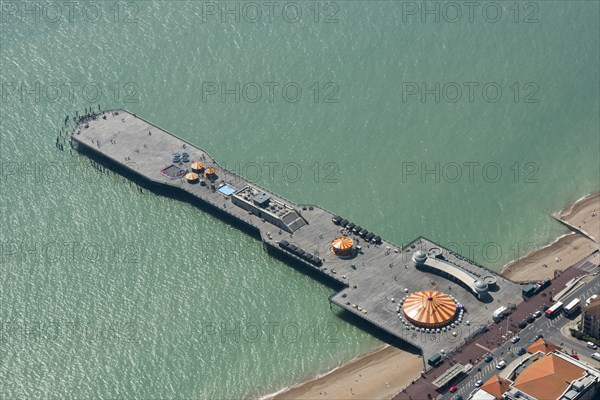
[393, 254, 600, 400]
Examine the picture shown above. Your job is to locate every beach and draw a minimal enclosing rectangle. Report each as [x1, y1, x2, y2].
[554, 192, 600, 243]
[271, 346, 422, 400]
[501, 192, 600, 282]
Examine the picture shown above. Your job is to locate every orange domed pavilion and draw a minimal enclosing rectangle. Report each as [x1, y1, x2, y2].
[331, 237, 354, 257]
[402, 290, 457, 328]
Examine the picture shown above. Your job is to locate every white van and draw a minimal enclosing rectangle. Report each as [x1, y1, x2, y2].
[587, 342, 598, 350]
[586, 294, 598, 306]
[592, 352, 600, 362]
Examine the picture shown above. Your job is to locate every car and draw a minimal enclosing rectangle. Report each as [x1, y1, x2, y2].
[475, 379, 484, 387]
[496, 360, 506, 369]
[484, 354, 494, 363]
[451, 395, 463, 400]
[542, 305, 550, 312]
[533, 310, 542, 318]
[586, 295, 598, 306]
[534, 333, 544, 341]
[526, 315, 535, 323]
[511, 335, 521, 344]
[516, 347, 526, 356]
[570, 354, 580, 360]
[592, 352, 600, 361]
[587, 342, 598, 350]
[449, 385, 458, 393]
[518, 320, 527, 329]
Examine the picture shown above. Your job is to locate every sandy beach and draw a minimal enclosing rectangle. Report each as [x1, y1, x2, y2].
[502, 192, 600, 282]
[500, 232, 597, 281]
[554, 192, 600, 243]
[272, 346, 422, 400]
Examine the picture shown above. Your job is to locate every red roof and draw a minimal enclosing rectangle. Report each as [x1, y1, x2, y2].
[513, 354, 585, 400]
[527, 338, 560, 354]
[480, 375, 512, 398]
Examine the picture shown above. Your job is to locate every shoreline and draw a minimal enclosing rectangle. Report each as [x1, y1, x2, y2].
[258, 345, 388, 400]
[553, 191, 600, 243]
[262, 192, 599, 400]
[501, 192, 600, 282]
[266, 345, 422, 400]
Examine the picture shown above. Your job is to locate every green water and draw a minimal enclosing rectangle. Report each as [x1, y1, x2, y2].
[1, 1, 598, 398]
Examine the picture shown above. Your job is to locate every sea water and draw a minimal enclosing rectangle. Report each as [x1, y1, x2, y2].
[1, 1, 598, 398]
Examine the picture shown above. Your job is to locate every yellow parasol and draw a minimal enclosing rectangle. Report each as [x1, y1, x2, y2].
[190, 162, 204, 171]
[185, 172, 199, 181]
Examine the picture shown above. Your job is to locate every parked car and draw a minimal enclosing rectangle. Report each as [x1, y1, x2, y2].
[591, 352, 600, 361]
[516, 347, 526, 356]
[511, 335, 521, 344]
[484, 354, 494, 363]
[475, 379, 484, 387]
[570, 354, 580, 360]
[526, 315, 535, 323]
[534, 333, 544, 341]
[586, 294, 598, 306]
[587, 342, 598, 350]
[542, 305, 550, 312]
[451, 395, 463, 400]
[449, 385, 458, 393]
[496, 360, 506, 369]
[518, 320, 527, 329]
[533, 310, 542, 318]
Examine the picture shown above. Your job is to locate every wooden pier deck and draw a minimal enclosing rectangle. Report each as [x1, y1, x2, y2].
[71, 110, 524, 368]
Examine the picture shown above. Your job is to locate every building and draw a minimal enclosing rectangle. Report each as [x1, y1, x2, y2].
[468, 351, 600, 400]
[582, 296, 600, 339]
[231, 185, 306, 233]
[527, 338, 561, 355]
[411, 250, 490, 299]
[479, 375, 511, 399]
[401, 290, 457, 329]
[511, 353, 589, 399]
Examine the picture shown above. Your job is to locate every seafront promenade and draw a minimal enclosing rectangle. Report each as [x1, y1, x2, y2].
[71, 110, 525, 369]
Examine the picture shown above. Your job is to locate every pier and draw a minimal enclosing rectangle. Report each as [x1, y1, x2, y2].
[71, 110, 524, 368]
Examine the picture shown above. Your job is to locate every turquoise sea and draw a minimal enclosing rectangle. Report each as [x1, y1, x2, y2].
[1, 1, 598, 398]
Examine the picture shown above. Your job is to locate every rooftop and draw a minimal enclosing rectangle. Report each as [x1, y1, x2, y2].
[480, 375, 512, 399]
[527, 338, 561, 355]
[512, 353, 585, 400]
[583, 295, 600, 319]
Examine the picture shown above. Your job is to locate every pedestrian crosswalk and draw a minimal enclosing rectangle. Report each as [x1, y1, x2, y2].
[481, 363, 495, 374]
[542, 316, 562, 329]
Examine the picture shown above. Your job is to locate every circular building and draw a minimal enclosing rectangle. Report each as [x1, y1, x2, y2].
[331, 237, 354, 257]
[412, 250, 427, 266]
[402, 290, 457, 329]
[473, 280, 489, 294]
[483, 275, 498, 289]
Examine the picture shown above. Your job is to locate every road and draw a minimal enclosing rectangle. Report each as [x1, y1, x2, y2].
[546, 276, 600, 365]
[439, 272, 600, 400]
